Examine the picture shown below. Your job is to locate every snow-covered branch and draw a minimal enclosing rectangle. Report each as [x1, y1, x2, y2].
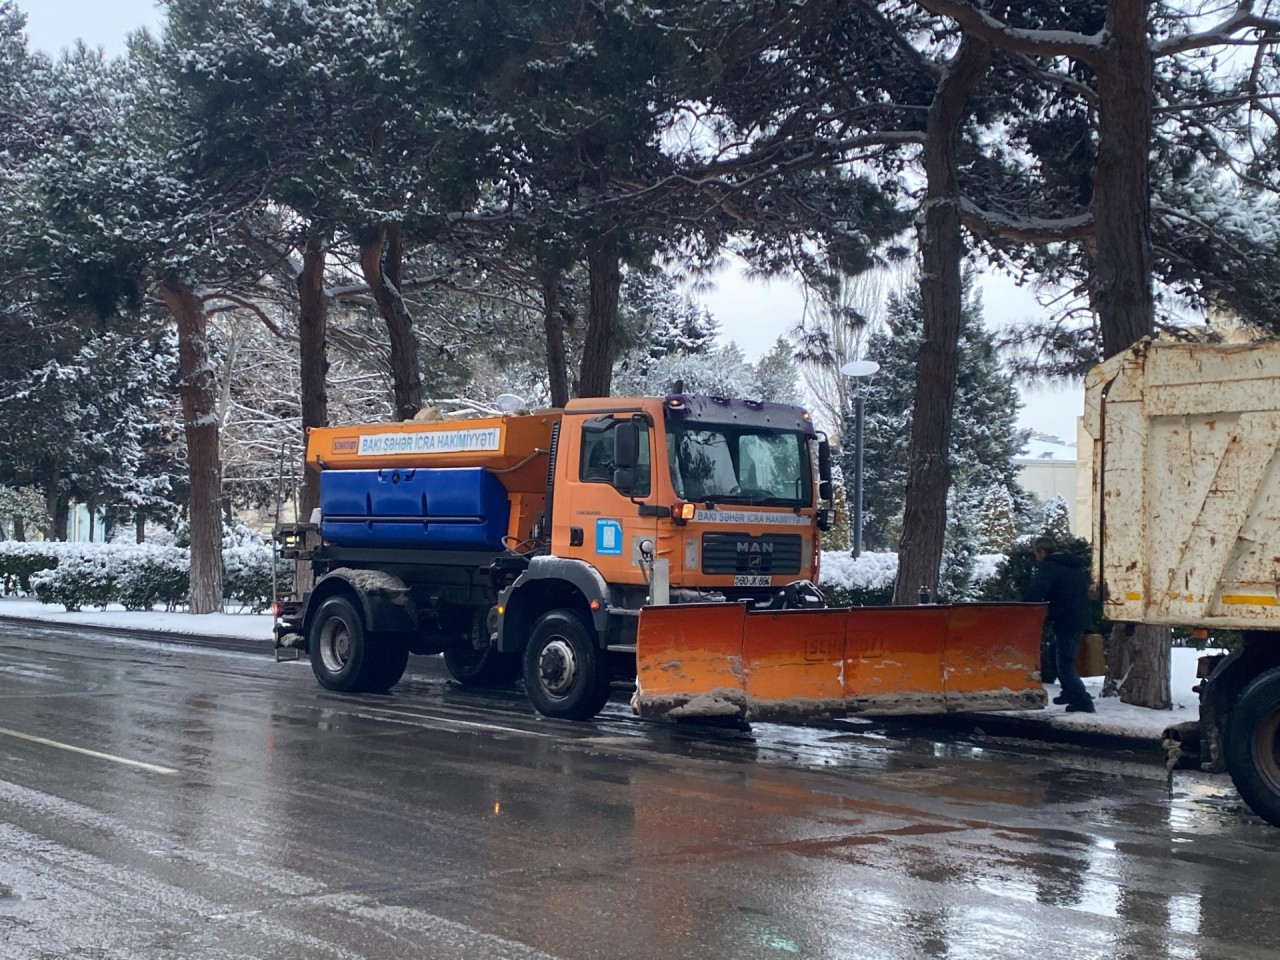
[1155, 3, 1280, 58]
[959, 199, 1094, 243]
[913, 0, 1103, 64]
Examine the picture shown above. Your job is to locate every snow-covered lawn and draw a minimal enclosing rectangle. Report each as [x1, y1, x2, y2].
[992, 648, 1212, 741]
[0, 597, 273, 641]
[0, 596, 1208, 743]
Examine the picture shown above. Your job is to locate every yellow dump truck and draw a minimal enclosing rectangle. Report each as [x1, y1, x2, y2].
[274, 392, 1047, 724]
[1086, 339, 1280, 823]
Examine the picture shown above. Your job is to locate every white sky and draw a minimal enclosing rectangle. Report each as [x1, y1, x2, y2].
[18, 0, 1085, 441]
[17, 0, 162, 56]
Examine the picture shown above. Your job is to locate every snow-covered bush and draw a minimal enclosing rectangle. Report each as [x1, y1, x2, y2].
[223, 544, 277, 613]
[817, 550, 1006, 606]
[818, 551, 897, 606]
[0, 540, 65, 595]
[30, 547, 119, 612]
[117, 547, 190, 611]
[9, 538, 277, 612]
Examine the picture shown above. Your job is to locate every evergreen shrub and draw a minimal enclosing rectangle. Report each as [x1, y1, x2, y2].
[117, 547, 190, 611]
[2, 539, 275, 613]
[0, 541, 63, 594]
[30, 549, 118, 611]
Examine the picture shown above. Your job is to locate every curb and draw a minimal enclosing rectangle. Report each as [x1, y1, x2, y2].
[0, 614, 273, 657]
[920, 710, 1166, 758]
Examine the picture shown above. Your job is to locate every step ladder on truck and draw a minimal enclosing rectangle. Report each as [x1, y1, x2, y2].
[272, 392, 1048, 725]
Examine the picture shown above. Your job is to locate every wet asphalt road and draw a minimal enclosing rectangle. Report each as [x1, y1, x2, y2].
[2, 624, 1280, 960]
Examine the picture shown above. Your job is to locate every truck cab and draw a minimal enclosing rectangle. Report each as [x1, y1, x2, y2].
[550, 394, 821, 596]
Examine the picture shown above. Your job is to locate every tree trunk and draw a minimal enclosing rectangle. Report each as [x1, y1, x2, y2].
[53, 496, 68, 542]
[87, 495, 96, 542]
[1092, 0, 1169, 709]
[543, 278, 570, 407]
[579, 232, 622, 398]
[160, 278, 224, 614]
[1092, 0, 1154, 359]
[893, 38, 991, 605]
[13, 516, 24, 541]
[298, 229, 329, 520]
[360, 226, 422, 421]
[135, 513, 145, 544]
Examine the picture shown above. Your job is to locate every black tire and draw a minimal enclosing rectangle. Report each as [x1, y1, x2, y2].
[366, 634, 409, 693]
[1226, 667, 1280, 826]
[522, 610, 612, 721]
[309, 595, 404, 693]
[443, 644, 522, 687]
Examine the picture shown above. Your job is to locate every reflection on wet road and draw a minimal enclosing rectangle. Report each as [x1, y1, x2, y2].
[1, 623, 1278, 960]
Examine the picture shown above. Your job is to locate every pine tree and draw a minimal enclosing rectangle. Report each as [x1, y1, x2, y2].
[1041, 496, 1073, 542]
[854, 274, 1031, 566]
[751, 339, 802, 405]
[975, 485, 1019, 553]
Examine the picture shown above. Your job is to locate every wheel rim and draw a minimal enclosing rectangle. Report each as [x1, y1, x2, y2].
[1251, 705, 1280, 792]
[319, 617, 352, 674]
[537, 637, 578, 697]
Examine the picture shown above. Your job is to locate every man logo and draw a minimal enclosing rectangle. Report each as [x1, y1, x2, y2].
[735, 541, 774, 554]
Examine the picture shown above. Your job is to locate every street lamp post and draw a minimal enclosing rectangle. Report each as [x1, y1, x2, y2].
[839, 360, 880, 558]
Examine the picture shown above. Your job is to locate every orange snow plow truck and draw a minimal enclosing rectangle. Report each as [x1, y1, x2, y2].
[272, 393, 1047, 723]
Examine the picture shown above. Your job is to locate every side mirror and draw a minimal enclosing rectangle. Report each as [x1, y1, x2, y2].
[614, 421, 639, 469]
[817, 438, 833, 501]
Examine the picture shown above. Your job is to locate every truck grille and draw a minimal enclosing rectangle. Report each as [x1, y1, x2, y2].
[701, 533, 803, 575]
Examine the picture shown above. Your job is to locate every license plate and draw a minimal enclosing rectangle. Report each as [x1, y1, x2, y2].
[733, 575, 771, 587]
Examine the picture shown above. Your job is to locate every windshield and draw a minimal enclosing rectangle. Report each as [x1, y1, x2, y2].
[666, 424, 811, 506]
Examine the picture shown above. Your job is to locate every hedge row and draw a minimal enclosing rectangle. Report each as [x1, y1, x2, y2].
[0, 542, 1008, 615]
[0, 540, 281, 613]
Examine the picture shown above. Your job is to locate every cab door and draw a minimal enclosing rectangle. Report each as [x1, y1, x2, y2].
[552, 414, 657, 587]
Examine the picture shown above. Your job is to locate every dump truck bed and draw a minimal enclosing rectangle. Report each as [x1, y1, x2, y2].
[1085, 340, 1280, 629]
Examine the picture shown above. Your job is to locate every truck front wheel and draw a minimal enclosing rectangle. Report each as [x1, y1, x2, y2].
[310, 595, 407, 693]
[523, 610, 612, 721]
[1226, 668, 1280, 826]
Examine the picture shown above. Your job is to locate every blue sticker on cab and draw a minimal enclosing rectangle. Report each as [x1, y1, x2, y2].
[595, 518, 623, 556]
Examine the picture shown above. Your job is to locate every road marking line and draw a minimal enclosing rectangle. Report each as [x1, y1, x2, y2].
[0, 726, 178, 775]
[358, 706, 554, 738]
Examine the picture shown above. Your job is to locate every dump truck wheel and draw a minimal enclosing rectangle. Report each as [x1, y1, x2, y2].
[444, 644, 521, 687]
[310, 595, 386, 692]
[365, 634, 409, 692]
[523, 610, 611, 721]
[1226, 668, 1280, 827]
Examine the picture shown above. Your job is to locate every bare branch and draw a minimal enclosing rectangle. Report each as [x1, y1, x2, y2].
[201, 293, 285, 338]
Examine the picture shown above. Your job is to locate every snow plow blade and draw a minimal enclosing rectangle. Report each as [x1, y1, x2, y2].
[632, 602, 1048, 723]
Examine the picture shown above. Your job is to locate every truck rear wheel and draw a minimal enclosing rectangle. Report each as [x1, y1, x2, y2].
[443, 644, 521, 687]
[523, 610, 612, 721]
[1226, 668, 1280, 826]
[310, 595, 407, 693]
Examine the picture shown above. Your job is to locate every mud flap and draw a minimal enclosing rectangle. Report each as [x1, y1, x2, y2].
[633, 602, 1048, 723]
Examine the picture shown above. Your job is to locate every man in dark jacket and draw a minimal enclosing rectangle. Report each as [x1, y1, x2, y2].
[1027, 536, 1095, 713]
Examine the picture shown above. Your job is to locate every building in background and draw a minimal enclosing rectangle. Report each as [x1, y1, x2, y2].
[1016, 430, 1089, 537]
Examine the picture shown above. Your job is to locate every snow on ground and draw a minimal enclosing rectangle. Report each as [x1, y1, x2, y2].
[0, 596, 1208, 743]
[0, 597, 273, 640]
[977, 647, 1217, 741]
